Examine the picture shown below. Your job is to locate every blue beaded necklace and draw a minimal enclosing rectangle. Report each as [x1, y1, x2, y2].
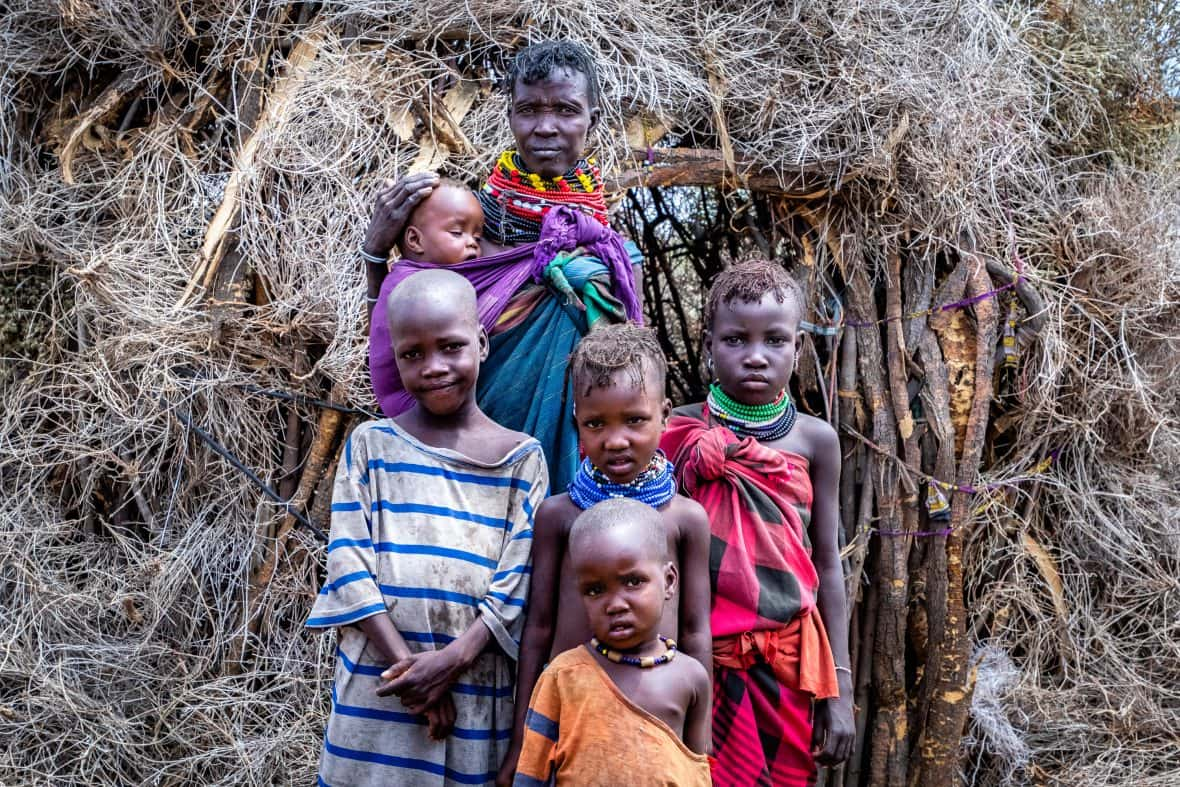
[567, 451, 677, 510]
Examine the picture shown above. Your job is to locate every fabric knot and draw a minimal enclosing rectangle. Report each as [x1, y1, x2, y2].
[528, 206, 643, 324]
[682, 428, 732, 490]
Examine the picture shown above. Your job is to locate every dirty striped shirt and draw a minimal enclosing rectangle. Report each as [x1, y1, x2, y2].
[307, 419, 547, 786]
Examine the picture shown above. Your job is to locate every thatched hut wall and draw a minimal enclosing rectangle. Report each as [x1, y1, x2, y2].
[1, 2, 1176, 785]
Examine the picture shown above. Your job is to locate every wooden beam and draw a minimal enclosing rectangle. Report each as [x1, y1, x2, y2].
[174, 33, 323, 310]
[607, 147, 846, 197]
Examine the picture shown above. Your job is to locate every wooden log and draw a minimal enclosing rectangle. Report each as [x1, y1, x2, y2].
[917, 249, 1000, 786]
[845, 562, 880, 787]
[608, 147, 847, 196]
[908, 261, 961, 778]
[278, 407, 302, 501]
[845, 242, 909, 787]
[308, 424, 350, 534]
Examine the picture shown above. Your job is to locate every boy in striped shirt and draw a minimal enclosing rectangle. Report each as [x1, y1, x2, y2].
[308, 270, 548, 786]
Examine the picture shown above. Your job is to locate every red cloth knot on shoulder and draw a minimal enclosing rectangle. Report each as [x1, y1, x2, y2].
[677, 424, 794, 494]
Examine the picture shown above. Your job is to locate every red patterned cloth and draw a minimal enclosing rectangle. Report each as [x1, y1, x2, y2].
[661, 404, 838, 786]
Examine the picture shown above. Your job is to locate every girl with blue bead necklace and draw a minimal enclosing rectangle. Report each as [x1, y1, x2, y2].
[499, 323, 712, 785]
[661, 260, 855, 786]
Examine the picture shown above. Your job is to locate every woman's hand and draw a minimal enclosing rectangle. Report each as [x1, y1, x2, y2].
[362, 172, 441, 258]
[376, 648, 460, 713]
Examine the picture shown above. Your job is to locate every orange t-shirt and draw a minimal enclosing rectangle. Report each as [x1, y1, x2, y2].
[514, 646, 711, 786]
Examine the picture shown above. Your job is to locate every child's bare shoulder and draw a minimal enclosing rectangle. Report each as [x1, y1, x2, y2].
[536, 493, 581, 534]
[479, 421, 537, 458]
[671, 645, 711, 694]
[792, 412, 840, 463]
[664, 495, 709, 539]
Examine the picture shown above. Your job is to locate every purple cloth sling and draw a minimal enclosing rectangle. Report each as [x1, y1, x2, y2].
[370, 206, 642, 417]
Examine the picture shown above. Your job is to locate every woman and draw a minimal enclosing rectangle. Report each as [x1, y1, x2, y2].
[361, 40, 642, 492]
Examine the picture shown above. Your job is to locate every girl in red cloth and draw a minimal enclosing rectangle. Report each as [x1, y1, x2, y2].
[660, 260, 854, 786]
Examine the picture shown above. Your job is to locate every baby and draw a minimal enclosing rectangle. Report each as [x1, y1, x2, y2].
[513, 498, 711, 786]
[397, 178, 483, 265]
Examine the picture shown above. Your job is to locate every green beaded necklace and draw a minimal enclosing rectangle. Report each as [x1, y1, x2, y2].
[708, 383, 789, 421]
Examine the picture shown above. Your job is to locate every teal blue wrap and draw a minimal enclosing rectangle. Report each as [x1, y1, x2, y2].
[476, 242, 643, 492]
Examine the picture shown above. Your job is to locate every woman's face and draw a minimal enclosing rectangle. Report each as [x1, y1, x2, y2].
[508, 67, 599, 178]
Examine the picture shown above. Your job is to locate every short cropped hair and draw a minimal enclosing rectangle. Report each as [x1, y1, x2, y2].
[569, 498, 667, 563]
[404, 177, 472, 227]
[704, 259, 805, 331]
[568, 322, 666, 397]
[507, 40, 600, 109]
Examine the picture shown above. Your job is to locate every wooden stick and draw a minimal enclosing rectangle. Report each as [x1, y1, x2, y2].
[917, 249, 1000, 786]
[175, 34, 323, 309]
[278, 407, 302, 501]
[226, 387, 345, 674]
[845, 243, 909, 787]
[846, 567, 880, 787]
[58, 70, 146, 184]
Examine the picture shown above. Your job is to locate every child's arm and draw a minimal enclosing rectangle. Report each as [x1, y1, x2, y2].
[512, 665, 562, 787]
[360, 614, 455, 739]
[497, 498, 565, 787]
[379, 620, 492, 712]
[308, 427, 454, 737]
[677, 500, 714, 678]
[807, 421, 855, 765]
[683, 657, 713, 756]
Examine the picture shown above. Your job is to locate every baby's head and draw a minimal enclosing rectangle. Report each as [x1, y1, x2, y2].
[569, 323, 671, 485]
[399, 179, 483, 265]
[386, 269, 487, 415]
[569, 498, 675, 652]
[703, 260, 805, 407]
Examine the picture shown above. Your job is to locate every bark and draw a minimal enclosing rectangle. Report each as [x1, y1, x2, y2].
[917, 252, 1000, 786]
[846, 253, 909, 787]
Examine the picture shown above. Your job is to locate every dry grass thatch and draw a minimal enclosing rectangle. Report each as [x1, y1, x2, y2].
[0, 1, 1177, 785]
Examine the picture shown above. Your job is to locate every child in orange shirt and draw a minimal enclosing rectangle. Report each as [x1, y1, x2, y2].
[513, 498, 711, 786]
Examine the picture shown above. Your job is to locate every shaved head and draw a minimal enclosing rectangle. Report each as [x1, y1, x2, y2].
[569, 498, 667, 564]
[386, 269, 479, 336]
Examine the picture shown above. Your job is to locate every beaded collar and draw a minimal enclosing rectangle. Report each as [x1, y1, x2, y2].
[591, 636, 678, 668]
[477, 150, 608, 245]
[567, 451, 677, 510]
[706, 383, 798, 441]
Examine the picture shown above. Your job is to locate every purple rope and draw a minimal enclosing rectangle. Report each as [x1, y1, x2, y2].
[845, 277, 1020, 329]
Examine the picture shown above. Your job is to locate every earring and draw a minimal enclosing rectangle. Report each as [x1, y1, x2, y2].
[706, 356, 715, 381]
